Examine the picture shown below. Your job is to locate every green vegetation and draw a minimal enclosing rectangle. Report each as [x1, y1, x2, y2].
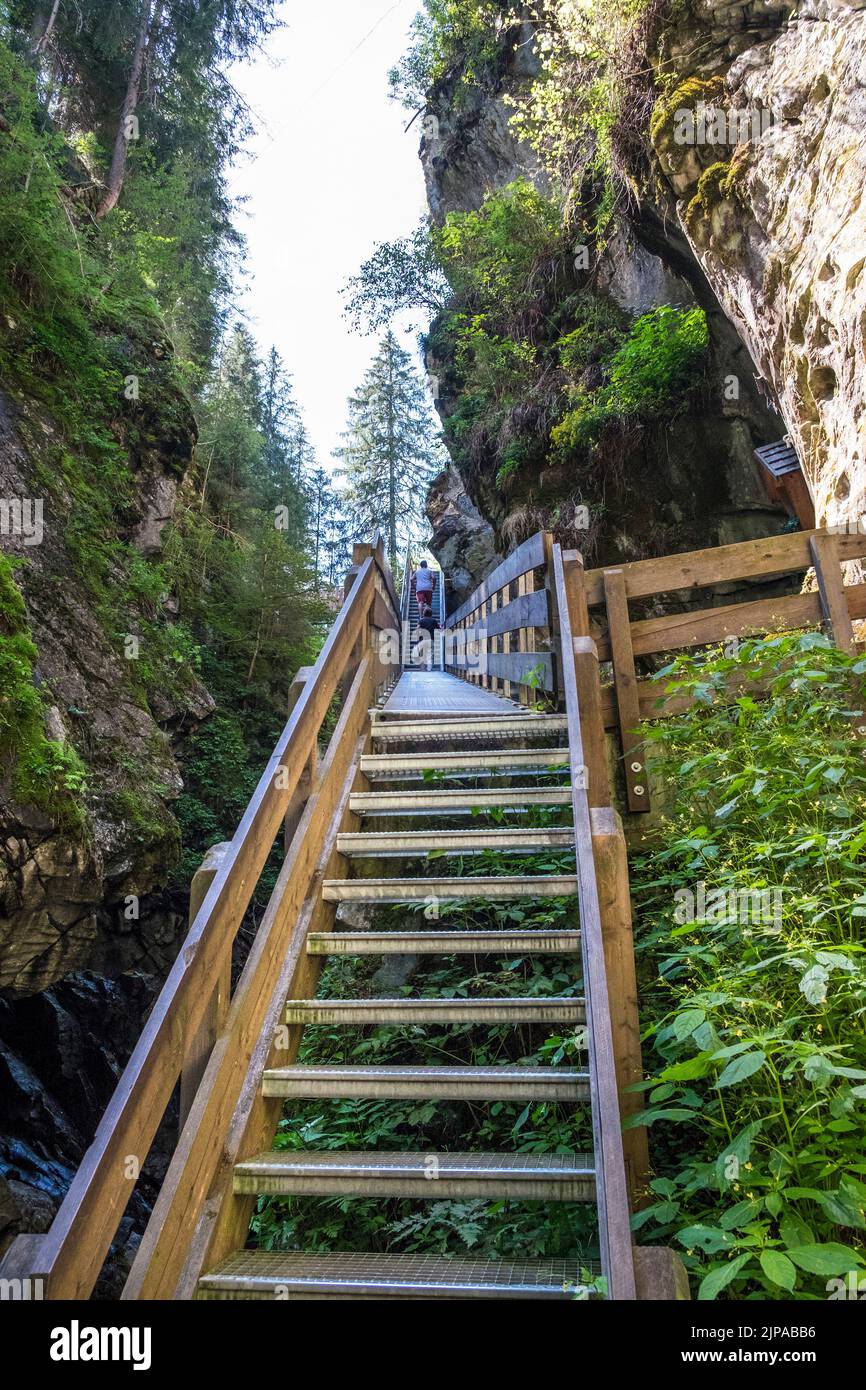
[0, 10, 338, 875]
[630, 633, 866, 1299]
[388, 0, 515, 112]
[552, 305, 708, 452]
[334, 331, 446, 572]
[0, 555, 87, 824]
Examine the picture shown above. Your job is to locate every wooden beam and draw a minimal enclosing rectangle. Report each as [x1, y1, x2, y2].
[583, 527, 866, 606]
[460, 588, 550, 643]
[810, 532, 857, 653]
[591, 807, 649, 1209]
[448, 650, 556, 691]
[179, 844, 232, 1130]
[447, 532, 546, 626]
[603, 569, 650, 813]
[594, 583, 866, 663]
[551, 544, 636, 1300]
[123, 657, 375, 1299]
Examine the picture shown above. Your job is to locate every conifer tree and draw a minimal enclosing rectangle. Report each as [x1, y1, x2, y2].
[334, 331, 445, 571]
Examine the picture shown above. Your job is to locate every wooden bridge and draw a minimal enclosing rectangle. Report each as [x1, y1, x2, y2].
[3, 525, 864, 1300]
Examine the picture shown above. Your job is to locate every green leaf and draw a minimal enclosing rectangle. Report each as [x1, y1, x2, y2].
[787, 1244, 865, 1275]
[697, 1253, 752, 1300]
[760, 1250, 797, 1290]
[677, 1224, 734, 1253]
[672, 1008, 706, 1041]
[716, 1050, 766, 1088]
[799, 964, 829, 1005]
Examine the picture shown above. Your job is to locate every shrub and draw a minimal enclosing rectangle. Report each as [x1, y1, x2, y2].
[630, 632, 866, 1299]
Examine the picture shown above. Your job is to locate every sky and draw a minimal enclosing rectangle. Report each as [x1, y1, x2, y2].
[228, 0, 429, 471]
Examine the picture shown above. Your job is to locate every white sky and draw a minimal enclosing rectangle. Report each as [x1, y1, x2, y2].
[228, 0, 428, 471]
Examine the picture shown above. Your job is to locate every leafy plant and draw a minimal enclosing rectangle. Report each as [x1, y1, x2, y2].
[629, 632, 866, 1299]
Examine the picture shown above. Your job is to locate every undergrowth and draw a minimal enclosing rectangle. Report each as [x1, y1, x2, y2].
[630, 632, 866, 1299]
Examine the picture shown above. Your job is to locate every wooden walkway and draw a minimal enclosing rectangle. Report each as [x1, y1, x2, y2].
[383, 671, 526, 715]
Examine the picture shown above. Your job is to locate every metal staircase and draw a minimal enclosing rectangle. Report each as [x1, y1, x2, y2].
[400, 553, 445, 668]
[197, 696, 599, 1300]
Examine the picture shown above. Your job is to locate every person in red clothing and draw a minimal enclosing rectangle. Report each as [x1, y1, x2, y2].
[413, 560, 435, 618]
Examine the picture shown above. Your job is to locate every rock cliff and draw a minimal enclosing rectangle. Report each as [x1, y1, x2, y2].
[649, 0, 866, 547]
[416, 2, 866, 588]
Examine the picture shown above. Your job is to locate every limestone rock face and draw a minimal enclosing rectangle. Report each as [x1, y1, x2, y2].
[650, 0, 866, 545]
[0, 369, 209, 996]
[426, 467, 502, 608]
[418, 12, 791, 591]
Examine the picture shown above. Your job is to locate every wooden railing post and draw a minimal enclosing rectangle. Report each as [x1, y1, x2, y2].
[603, 568, 651, 812]
[551, 542, 636, 1299]
[810, 531, 857, 653]
[284, 667, 316, 852]
[591, 807, 650, 1209]
[561, 551, 611, 810]
[179, 842, 232, 1129]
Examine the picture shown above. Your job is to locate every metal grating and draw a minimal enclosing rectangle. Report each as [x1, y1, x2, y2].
[754, 439, 801, 478]
[198, 1250, 599, 1299]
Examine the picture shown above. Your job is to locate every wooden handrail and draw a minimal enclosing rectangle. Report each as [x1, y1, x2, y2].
[0, 537, 400, 1299]
[551, 542, 636, 1300]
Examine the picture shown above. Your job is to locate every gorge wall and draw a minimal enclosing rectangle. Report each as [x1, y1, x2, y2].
[416, 1, 866, 590]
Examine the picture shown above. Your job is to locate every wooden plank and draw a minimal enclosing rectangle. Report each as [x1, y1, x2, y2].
[810, 532, 857, 653]
[123, 658, 375, 1300]
[591, 807, 649, 1210]
[14, 556, 377, 1300]
[595, 583, 866, 662]
[603, 569, 650, 813]
[551, 544, 636, 1301]
[179, 844, 232, 1129]
[447, 532, 546, 626]
[583, 528, 866, 605]
[448, 650, 556, 692]
[462, 587, 549, 641]
[562, 551, 610, 808]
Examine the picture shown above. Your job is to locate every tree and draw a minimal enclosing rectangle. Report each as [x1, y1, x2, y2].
[334, 332, 446, 571]
[96, 0, 160, 219]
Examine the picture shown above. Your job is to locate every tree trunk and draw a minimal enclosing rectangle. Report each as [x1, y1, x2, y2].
[33, 0, 62, 54]
[95, 0, 156, 219]
[386, 344, 397, 573]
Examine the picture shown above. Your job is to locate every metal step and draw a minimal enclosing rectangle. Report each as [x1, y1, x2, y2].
[360, 749, 569, 778]
[349, 787, 573, 815]
[197, 1250, 590, 1300]
[306, 929, 582, 955]
[335, 828, 575, 857]
[370, 714, 567, 744]
[321, 875, 577, 903]
[262, 1063, 589, 1101]
[284, 996, 585, 1026]
[232, 1150, 596, 1201]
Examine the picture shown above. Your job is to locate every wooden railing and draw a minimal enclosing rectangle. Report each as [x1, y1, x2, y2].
[585, 527, 866, 810]
[445, 532, 559, 704]
[0, 533, 401, 1300]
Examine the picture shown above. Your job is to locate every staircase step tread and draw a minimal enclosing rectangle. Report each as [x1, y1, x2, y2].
[197, 1250, 591, 1299]
[322, 875, 577, 901]
[285, 996, 585, 1024]
[371, 715, 568, 743]
[336, 828, 575, 855]
[232, 1150, 596, 1200]
[306, 929, 581, 954]
[262, 1064, 589, 1099]
[361, 749, 569, 773]
[236, 1150, 594, 1176]
[349, 787, 572, 814]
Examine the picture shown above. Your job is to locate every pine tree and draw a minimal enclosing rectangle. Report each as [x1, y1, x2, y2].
[334, 331, 445, 572]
